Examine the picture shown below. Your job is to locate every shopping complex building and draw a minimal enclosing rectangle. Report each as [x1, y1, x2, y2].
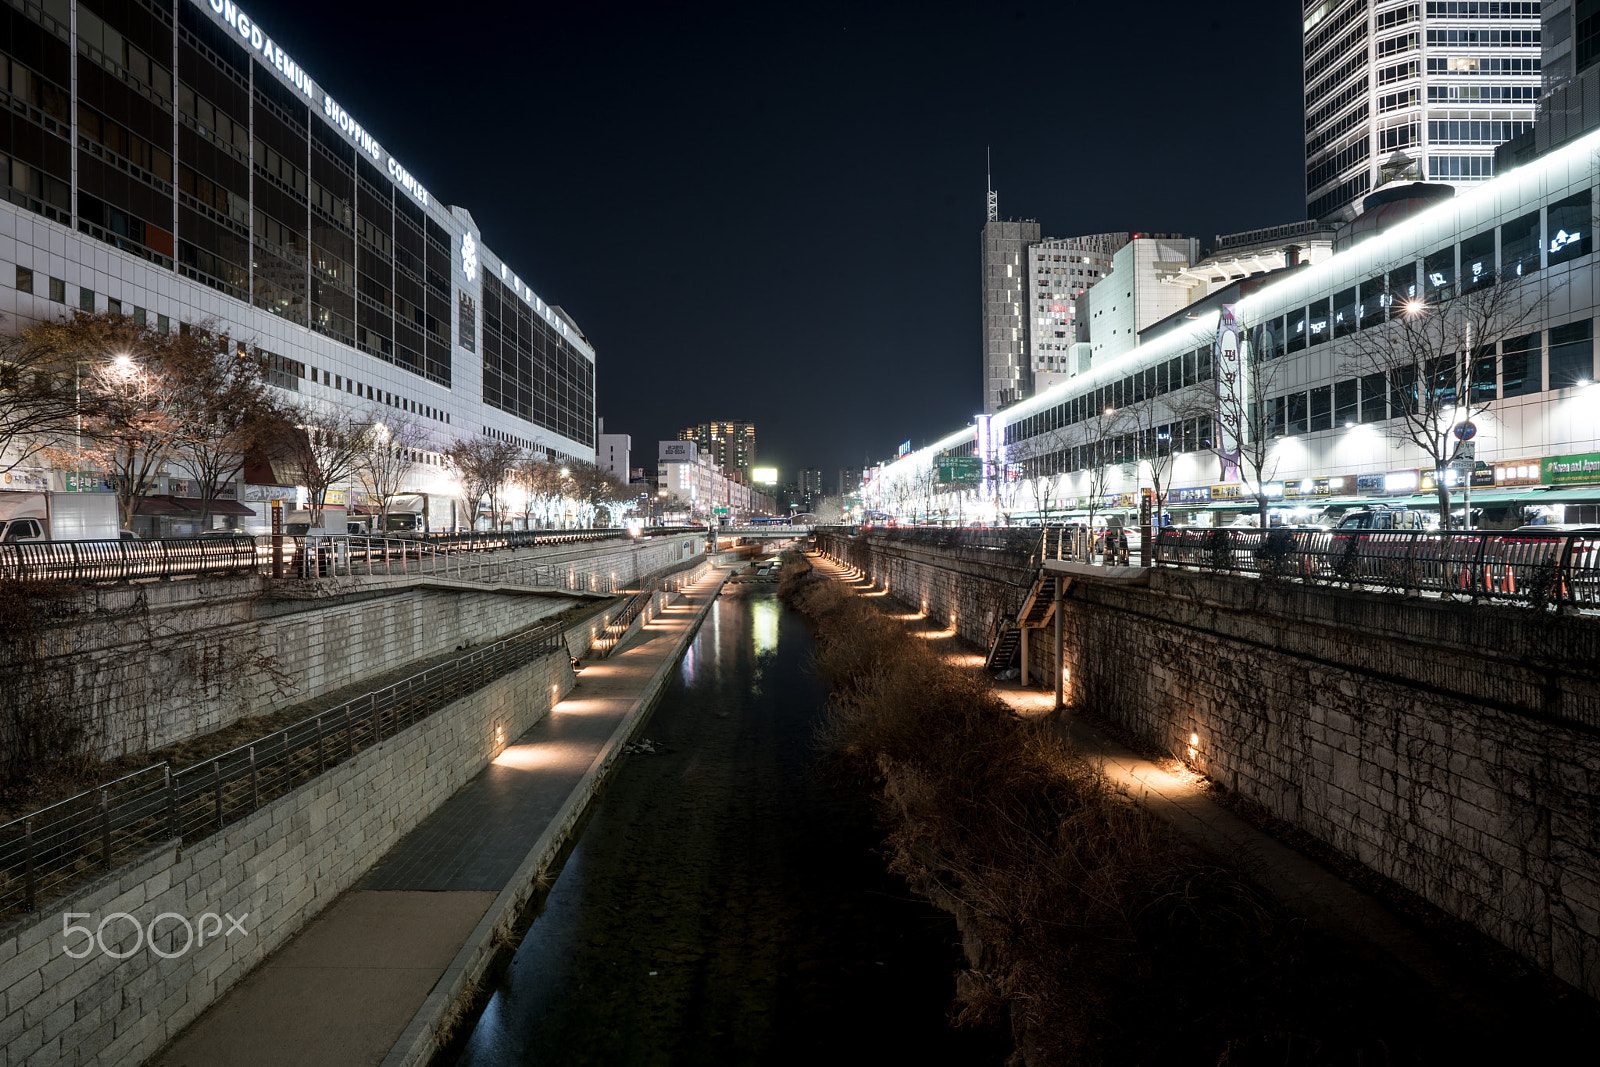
[864, 125, 1600, 530]
[0, 0, 595, 533]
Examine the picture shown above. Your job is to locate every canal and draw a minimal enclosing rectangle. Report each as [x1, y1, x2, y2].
[447, 584, 1007, 1066]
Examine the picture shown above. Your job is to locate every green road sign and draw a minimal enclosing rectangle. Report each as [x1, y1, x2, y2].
[713, 507, 729, 515]
[937, 456, 982, 485]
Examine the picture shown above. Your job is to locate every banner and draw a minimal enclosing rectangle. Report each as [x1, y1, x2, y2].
[1213, 304, 1243, 483]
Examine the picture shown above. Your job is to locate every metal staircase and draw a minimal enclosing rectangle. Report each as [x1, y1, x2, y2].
[985, 569, 1064, 671]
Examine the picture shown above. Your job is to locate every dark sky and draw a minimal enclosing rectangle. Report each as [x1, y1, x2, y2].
[261, 0, 1306, 485]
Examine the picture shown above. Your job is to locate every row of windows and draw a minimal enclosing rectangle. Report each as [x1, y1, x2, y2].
[1424, 2, 1541, 15]
[1308, 135, 1370, 189]
[1002, 349, 1216, 447]
[1377, 32, 1420, 58]
[1429, 154, 1496, 178]
[1425, 28, 1539, 45]
[1308, 102, 1370, 156]
[1379, 59, 1421, 86]
[1307, 0, 1370, 61]
[16, 263, 168, 330]
[1307, 36, 1370, 107]
[1308, 74, 1370, 133]
[1426, 55, 1539, 74]
[1309, 172, 1372, 220]
[1427, 118, 1533, 143]
[1263, 324, 1594, 439]
[1379, 88, 1419, 113]
[1428, 83, 1539, 102]
[1270, 192, 1587, 358]
[1015, 419, 1216, 481]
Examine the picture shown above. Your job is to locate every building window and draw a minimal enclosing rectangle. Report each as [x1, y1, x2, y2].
[79, 287, 95, 312]
[15, 266, 32, 293]
[1501, 333, 1539, 398]
[49, 277, 65, 303]
[1548, 321, 1595, 389]
[458, 292, 476, 351]
[1547, 189, 1592, 267]
[108, 297, 122, 315]
[157, 314, 170, 333]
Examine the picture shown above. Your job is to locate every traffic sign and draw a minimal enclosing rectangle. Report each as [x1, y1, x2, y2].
[1454, 421, 1477, 441]
[1451, 442, 1475, 472]
[713, 507, 729, 515]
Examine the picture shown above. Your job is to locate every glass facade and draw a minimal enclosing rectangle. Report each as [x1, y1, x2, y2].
[0, 0, 595, 455]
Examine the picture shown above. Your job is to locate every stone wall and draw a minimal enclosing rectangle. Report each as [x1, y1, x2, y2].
[8, 535, 703, 759]
[0, 644, 575, 1067]
[815, 531, 1600, 999]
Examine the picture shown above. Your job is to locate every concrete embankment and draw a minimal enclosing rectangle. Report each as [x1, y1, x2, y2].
[141, 561, 729, 1067]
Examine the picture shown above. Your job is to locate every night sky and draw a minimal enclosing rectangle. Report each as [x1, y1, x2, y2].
[261, 0, 1306, 486]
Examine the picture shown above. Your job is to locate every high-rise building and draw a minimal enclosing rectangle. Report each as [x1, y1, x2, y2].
[1028, 233, 1128, 392]
[982, 215, 1042, 413]
[1497, 1, 1600, 168]
[1303, 0, 1540, 223]
[799, 468, 823, 510]
[679, 422, 756, 477]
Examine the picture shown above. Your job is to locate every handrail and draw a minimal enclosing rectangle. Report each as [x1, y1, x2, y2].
[0, 528, 635, 585]
[0, 615, 570, 919]
[1152, 527, 1600, 608]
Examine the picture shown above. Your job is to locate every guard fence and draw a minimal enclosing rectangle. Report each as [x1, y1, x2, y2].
[0, 528, 635, 585]
[1152, 527, 1600, 607]
[591, 560, 711, 657]
[0, 616, 569, 921]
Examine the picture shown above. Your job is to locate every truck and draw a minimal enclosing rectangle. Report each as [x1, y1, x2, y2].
[0, 491, 130, 541]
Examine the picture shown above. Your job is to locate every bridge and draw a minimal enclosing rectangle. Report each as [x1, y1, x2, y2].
[813, 524, 1600, 1002]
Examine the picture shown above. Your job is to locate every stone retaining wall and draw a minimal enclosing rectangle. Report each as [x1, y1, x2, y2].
[8, 536, 702, 759]
[0, 645, 575, 1067]
[814, 532, 1600, 999]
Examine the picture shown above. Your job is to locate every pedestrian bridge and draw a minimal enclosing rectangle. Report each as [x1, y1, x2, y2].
[717, 524, 814, 537]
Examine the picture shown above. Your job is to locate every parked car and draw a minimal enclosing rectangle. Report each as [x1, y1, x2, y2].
[1334, 506, 1426, 531]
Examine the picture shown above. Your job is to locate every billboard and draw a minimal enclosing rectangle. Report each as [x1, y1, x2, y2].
[752, 467, 778, 484]
[659, 440, 697, 464]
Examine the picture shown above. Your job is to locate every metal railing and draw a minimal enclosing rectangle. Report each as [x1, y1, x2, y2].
[0, 617, 568, 920]
[0, 528, 635, 585]
[297, 536, 627, 593]
[590, 560, 710, 656]
[1153, 528, 1600, 607]
[0, 536, 262, 583]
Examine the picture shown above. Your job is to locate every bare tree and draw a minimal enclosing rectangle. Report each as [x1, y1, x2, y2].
[1337, 269, 1551, 528]
[354, 415, 426, 531]
[444, 436, 520, 532]
[1119, 399, 1179, 530]
[0, 315, 98, 473]
[49, 315, 258, 530]
[270, 403, 378, 529]
[173, 337, 282, 528]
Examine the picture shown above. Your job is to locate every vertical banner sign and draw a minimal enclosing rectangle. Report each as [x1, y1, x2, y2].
[1214, 304, 1244, 483]
[270, 498, 283, 580]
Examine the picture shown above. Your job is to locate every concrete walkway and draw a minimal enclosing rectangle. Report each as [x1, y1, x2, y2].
[806, 551, 1502, 1017]
[152, 564, 733, 1067]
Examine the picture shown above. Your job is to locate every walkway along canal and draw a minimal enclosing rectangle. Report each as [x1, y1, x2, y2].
[447, 585, 1007, 1066]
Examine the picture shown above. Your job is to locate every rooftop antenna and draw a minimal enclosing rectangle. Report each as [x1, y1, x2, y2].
[986, 147, 998, 222]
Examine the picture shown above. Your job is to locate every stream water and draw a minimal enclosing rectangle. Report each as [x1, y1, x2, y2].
[447, 585, 1006, 1066]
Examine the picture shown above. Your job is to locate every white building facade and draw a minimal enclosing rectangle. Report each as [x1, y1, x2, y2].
[1028, 233, 1127, 393]
[1304, 0, 1541, 222]
[0, 0, 595, 533]
[873, 127, 1600, 528]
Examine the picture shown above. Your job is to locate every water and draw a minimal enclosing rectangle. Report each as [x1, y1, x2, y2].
[448, 588, 1006, 1066]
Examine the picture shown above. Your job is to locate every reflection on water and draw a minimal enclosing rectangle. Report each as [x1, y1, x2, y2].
[751, 595, 779, 656]
[450, 589, 1005, 1067]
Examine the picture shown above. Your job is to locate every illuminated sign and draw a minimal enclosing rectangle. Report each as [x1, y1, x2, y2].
[1542, 451, 1600, 485]
[207, 1, 313, 99]
[1493, 461, 1541, 486]
[196, 2, 429, 207]
[1210, 483, 1243, 499]
[753, 468, 778, 485]
[1174, 486, 1212, 504]
[1550, 229, 1581, 254]
[461, 233, 478, 283]
[1383, 470, 1419, 493]
[659, 441, 697, 463]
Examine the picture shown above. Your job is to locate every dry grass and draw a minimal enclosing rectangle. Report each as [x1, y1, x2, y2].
[779, 551, 1393, 1066]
